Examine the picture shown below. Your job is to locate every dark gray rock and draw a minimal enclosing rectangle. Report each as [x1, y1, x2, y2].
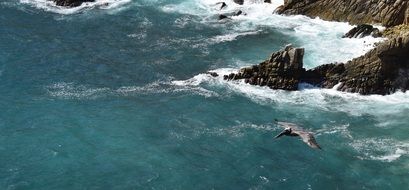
[233, 0, 244, 5]
[218, 2, 227, 10]
[207, 72, 219, 77]
[234, 10, 243, 16]
[52, 0, 94, 7]
[343, 24, 380, 38]
[218, 14, 228, 20]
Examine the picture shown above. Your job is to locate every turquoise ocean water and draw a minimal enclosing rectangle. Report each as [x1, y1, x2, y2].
[1, 0, 409, 189]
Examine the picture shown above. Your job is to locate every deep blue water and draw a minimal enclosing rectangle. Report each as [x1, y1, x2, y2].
[1, 0, 409, 189]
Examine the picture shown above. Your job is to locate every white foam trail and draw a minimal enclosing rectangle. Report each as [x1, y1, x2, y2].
[47, 82, 111, 99]
[209, 30, 261, 43]
[20, 0, 131, 14]
[316, 124, 352, 139]
[46, 81, 219, 99]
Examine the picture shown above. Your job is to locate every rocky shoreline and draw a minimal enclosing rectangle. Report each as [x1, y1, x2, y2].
[52, 0, 409, 95]
[224, 35, 409, 95]
[276, 0, 409, 27]
[221, 0, 409, 95]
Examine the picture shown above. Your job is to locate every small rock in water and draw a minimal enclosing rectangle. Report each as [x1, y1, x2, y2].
[53, 0, 95, 7]
[234, 10, 243, 16]
[219, 2, 227, 10]
[218, 14, 228, 20]
[233, 0, 244, 5]
[207, 72, 219, 77]
[342, 24, 380, 38]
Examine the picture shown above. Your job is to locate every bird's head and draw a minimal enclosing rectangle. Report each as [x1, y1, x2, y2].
[275, 127, 292, 138]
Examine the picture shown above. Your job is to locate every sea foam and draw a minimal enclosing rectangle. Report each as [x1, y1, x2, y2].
[172, 68, 409, 117]
[19, 0, 131, 14]
[351, 138, 409, 162]
[162, 0, 384, 67]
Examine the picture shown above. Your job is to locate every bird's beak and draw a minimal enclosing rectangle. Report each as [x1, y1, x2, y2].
[274, 130, 285, 139]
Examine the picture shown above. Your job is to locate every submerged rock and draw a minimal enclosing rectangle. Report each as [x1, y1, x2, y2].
[343, 24, 381, 38]
[276, 0, 409, 27]
[234, 10, 243, 16]
[52, 0, 95, 7]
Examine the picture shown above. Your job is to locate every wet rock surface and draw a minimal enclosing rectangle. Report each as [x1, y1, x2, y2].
[330, 34, 409, 94]
[224, 45, 305, 91]
[233, 0, 244, 5]
[276, 0, 409, 27]
[225, 34, 409, 95]
[53, 0, 95, 7]
[343, 24, 381, 38]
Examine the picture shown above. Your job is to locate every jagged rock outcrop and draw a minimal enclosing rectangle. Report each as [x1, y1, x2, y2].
[382, 24, 409, 38]
[52, 0, 94, 7]
[276, 0, 409, 27]
[317, 34, 409, 94]
[225, 34, 409, 95]
[343, 24, 381, 38]
[224, 45, 305, 91]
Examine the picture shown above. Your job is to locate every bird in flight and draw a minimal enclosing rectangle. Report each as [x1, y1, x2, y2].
[274, 121, 321, 149]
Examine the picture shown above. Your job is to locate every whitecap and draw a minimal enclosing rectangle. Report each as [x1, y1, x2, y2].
[351, 138, 409, 162]
[209, 30, 261, 43]
[161, 0, 384, 67]
[19, 0, 131, 14]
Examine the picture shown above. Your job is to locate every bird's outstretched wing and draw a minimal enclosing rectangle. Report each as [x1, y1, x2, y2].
[295, 131, 321, 149]
[276, 121, 302, 131]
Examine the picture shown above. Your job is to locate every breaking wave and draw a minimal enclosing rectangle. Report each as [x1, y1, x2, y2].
[172, 68, 409, 117]
[161, 0, 384, 67]
[19, 0, 131, 14]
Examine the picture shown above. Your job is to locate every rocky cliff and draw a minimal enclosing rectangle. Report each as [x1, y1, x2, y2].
[276, 0, 409, 27]
[323, 34, 409, 94]
[224, 34, 409, 95]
